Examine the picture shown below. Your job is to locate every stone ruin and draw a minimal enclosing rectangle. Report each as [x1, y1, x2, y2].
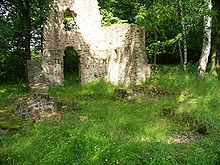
[12, 94, 78, 122]
[28, 0, 150, 91]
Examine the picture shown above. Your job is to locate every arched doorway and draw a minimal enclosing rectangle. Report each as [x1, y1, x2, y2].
[63, 47, 80, 83]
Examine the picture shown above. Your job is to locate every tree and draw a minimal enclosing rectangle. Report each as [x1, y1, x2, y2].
[0, 0, 52, 84]
[0, 0, 26, 83]
[178, 0, 187, 71]
[99, 0, 210, 67]
[98, 0, 153, 23]
[8, 0, 52, 59]
[210, 29, 220, 76]
[198, 0, 213, 77]
[210, 0, 220, 76]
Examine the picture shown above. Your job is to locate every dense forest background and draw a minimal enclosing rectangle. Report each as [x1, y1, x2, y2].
[0, 0, 220, 84]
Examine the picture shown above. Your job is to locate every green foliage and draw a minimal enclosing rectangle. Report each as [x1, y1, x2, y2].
[1, 66, 220, 164]
[63, 10, 79, 31]
[146, 33, 182, 63]
[63, 16, 76, 31]
[0, 0, 53, 84]
[100, 9, 127, 26]
[31, 49, 41, 59]
[0, 2, 26, 84]
[99, 0, 213, 64]
[135, 0, 206, 64]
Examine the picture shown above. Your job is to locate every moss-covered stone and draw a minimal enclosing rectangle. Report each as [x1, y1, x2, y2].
[0, 109, 21, 130]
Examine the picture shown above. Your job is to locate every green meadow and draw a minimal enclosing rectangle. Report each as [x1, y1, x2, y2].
[1, 66, 220, 165]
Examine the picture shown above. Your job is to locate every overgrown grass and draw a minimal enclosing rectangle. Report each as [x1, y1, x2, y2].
[0, 84, 27, 130]
[1, 67, 220, 164]
[0, 84, 27, 107]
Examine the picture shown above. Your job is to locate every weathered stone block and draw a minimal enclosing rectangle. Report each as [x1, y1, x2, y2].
[27, 60, 49, 93]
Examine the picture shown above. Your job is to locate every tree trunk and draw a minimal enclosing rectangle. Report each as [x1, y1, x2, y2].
[210, 45, 218, 76]
[178, 39, 183, 68]
[20, 0, 32, 88]
[178, 0, 187, 71]
[22, 1, 31, 60]
[217, 49, 220, 66]
[198, 0, 212, 77]
[210, 30, 220, 76]
[153, 32, 158, 65]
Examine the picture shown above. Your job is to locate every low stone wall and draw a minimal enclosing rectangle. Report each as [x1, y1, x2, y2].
[12, 94, 75, 121]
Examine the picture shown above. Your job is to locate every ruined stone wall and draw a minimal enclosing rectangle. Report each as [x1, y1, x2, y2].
[104, 24, 150, 85]
[39, 0, 150, 88]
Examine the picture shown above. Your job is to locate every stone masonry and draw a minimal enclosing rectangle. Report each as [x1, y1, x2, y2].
[38, 0, 150, 88]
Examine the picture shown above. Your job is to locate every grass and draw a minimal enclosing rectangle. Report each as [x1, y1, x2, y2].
[0, 84, 26, 130]
[1, 66, 220, 164]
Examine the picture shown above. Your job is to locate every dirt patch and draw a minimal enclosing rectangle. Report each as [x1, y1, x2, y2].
[166, 133, 202, 144]
[160, 108, 176, 118]
[115, 85, 171, 100]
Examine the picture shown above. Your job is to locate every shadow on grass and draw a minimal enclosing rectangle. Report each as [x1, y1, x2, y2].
[1, 66, 220, 164]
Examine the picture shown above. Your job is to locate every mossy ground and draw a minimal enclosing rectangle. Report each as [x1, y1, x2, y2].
[0, 85, 26, 130]
[1, 66, 220, 164]
[0, 109, 21, 130]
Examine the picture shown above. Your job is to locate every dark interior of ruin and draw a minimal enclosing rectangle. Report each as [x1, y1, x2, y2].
[63, 47, 80, 83]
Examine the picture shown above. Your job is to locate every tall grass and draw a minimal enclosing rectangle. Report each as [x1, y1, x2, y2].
[1, 66, 220, 164]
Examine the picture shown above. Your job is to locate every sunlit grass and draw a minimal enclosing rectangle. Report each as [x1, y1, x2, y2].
[1, 67, 220, 164]
[0, 84, 27, 107]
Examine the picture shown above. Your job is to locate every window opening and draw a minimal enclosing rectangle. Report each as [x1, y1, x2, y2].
[63, 9, 78, 31]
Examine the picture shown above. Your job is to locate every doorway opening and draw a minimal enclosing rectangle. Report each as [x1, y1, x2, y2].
[63, 47, 80, 83]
